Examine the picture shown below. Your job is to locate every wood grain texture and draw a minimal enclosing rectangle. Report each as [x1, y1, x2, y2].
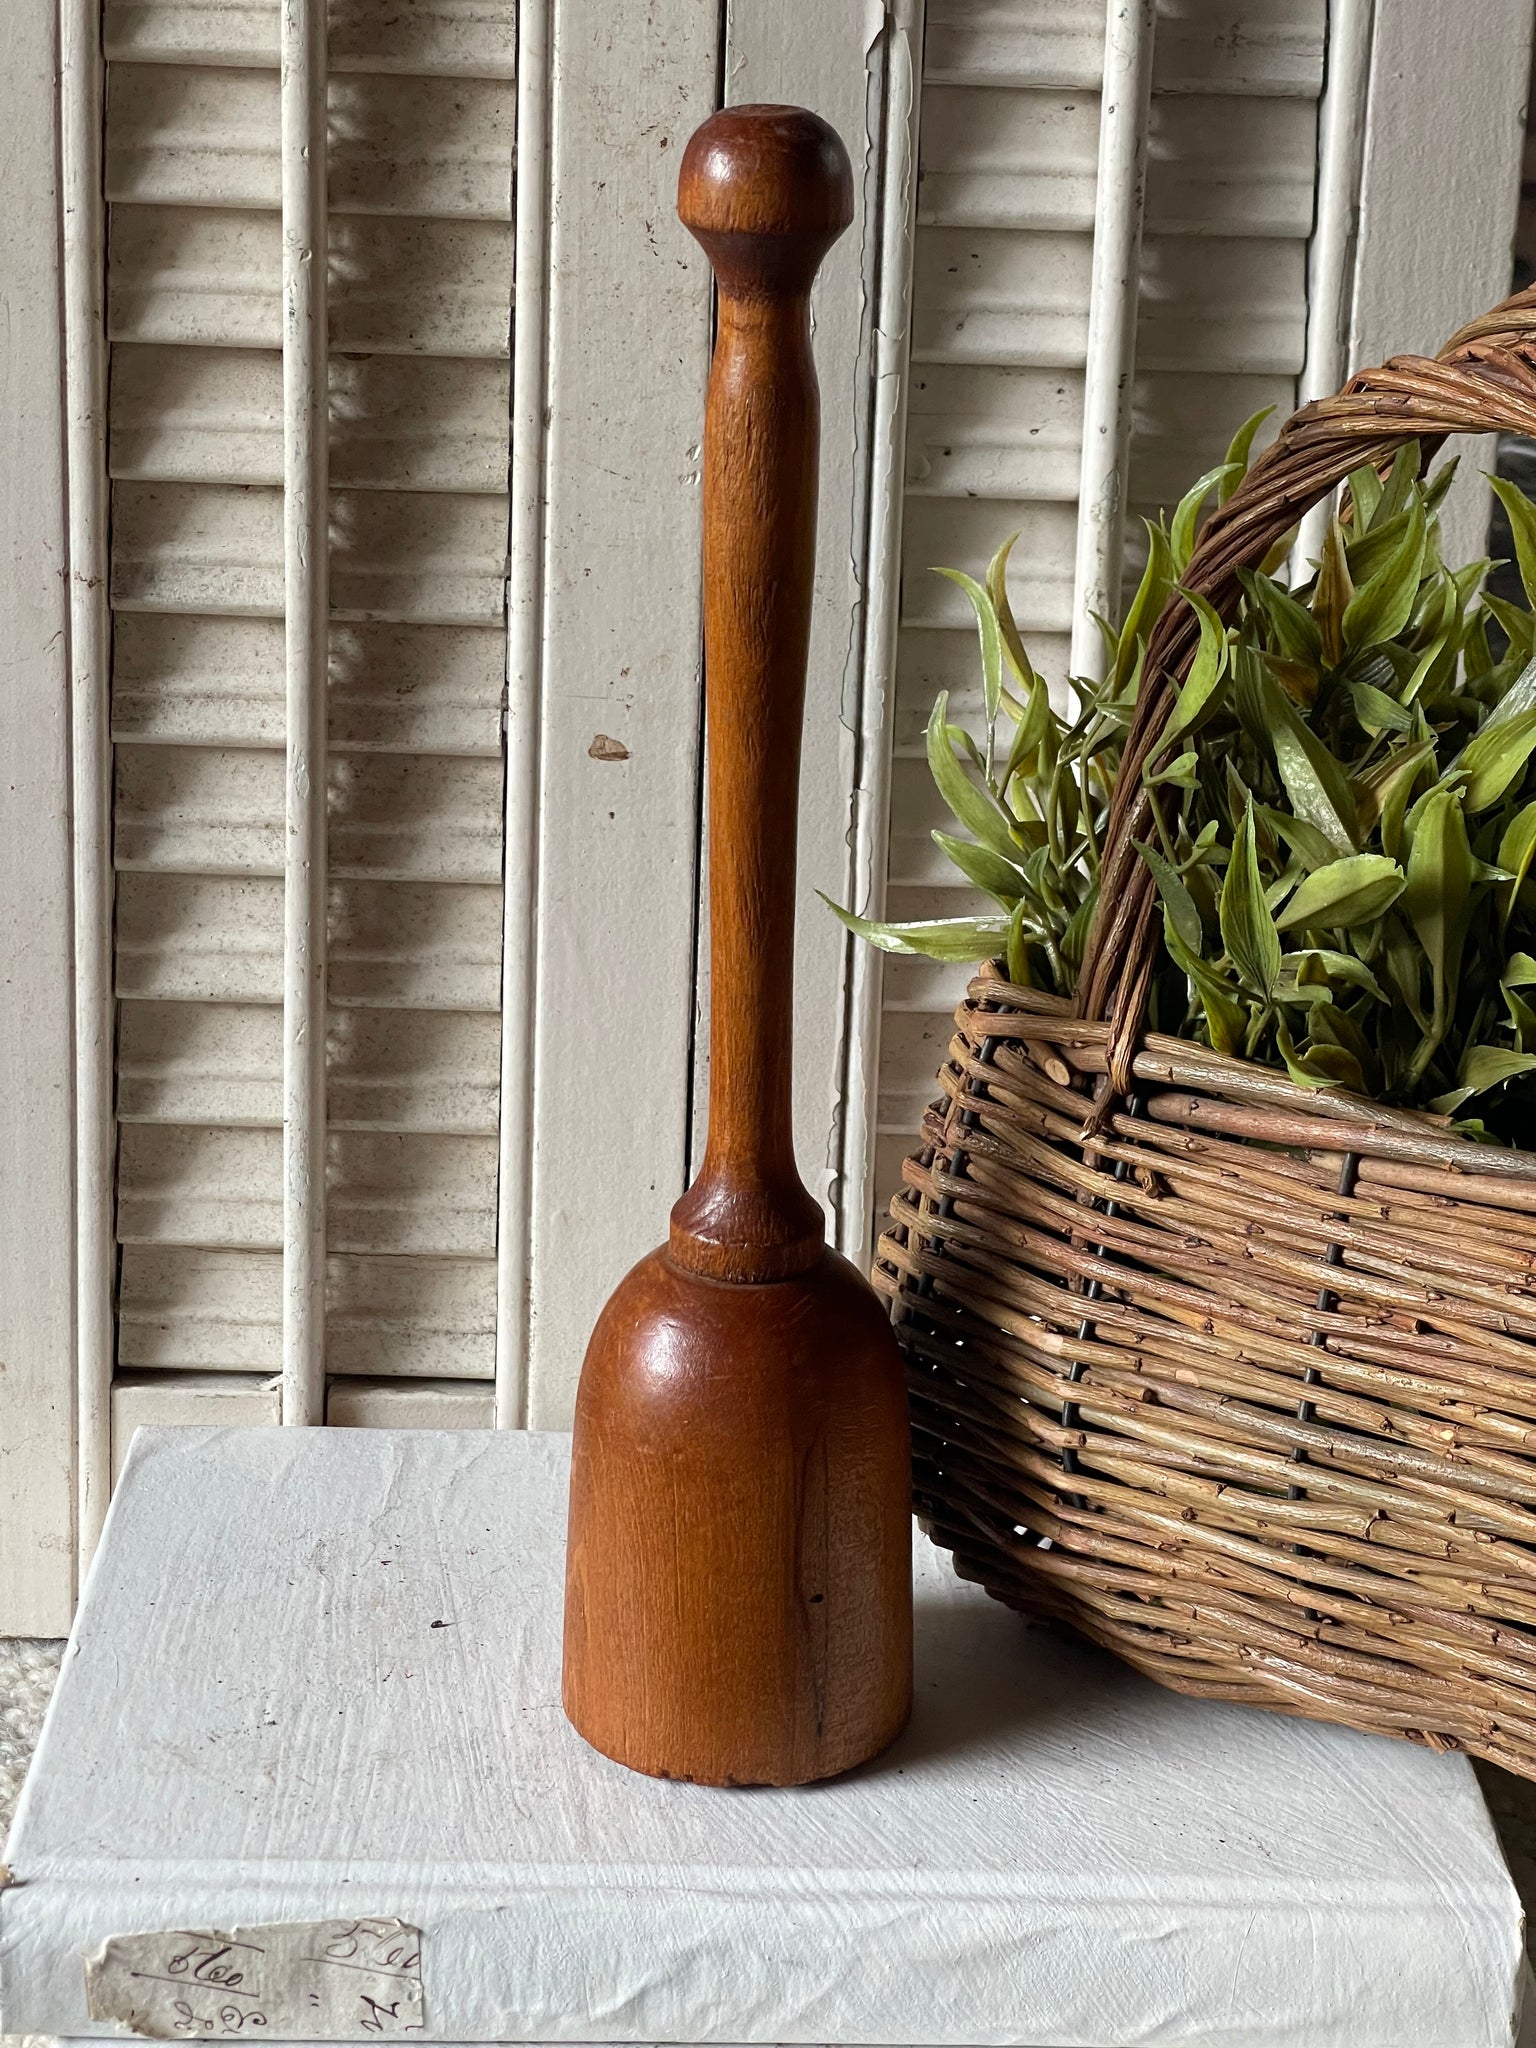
[668, 104, 854, 1285]
[564, 1245, 912, 1786]
[563, 107, 912, 1787]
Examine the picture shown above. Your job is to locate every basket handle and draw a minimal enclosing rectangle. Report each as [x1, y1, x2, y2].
[1076, 283, 1536, 1104]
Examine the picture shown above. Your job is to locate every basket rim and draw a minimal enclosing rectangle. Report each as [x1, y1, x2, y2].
[959, 958, 1536, 1187]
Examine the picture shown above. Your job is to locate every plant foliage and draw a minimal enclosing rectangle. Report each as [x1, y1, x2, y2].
[826, 424, 1536, 1144]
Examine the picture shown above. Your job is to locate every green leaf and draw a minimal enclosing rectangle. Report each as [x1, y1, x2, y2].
[1281, 948, 1388, 1003]
[1341, 490, 1426, 652]
[820, 894, 1010, 963]
[1060, 893, 1096, 972]
[1165, 918, 1246, 1057]
[1402, 626, 1451, 707]
[1313, 1000, 1378, 1086]
[983, 532, 1036, 698]
[1421, 452, 1457, 518]
[1144, 748, 1199, 789]
[1503, 969, 1536, 1053]
[1375, 443, 1422, 526]
[1341, 672, 1413, 734]
[1237, 566, 1322, 664]
[1347, 462, 1382, 533]
[1275, 853, 1405, 932]
[1482, 649, 1536, 730]
[1113, 523, 1173, 693]
[1357, 737, 1435, 860]
[1489, 474, 1536, 607]
[1506, 951, 1536, 986]
[1383, 911, 1431, 1033]
[1259, 672, 1358, 855]
[933, 568, 1003, 731]
[1273, 1013, 1356, 1092]
[1221, 801, 1282, 997]
[1002, 664, 1053, 784]
[1498, 802, 1536, 926]
[1455, 1044, 1536, 1097]
[1162, 589, 1230, 746]
[1219, 407, 1274, 502]
[931, 830, 1026, 908]
[925, 693, 1019, 862]
[1482, 591, 1536, 665]
[1457, 703, 1536, 812]
[1256, 805, 1336, 873]
[1135, 838, 1204, 955]
[1005, 896, 1032, 987]
[1401, 787, 1476, 1068]
[1314, 518, 1353, 668]
[1170, 463, 1239, 573]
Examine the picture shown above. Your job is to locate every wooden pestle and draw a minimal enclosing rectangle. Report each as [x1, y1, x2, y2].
[561, 105, 913, 1787]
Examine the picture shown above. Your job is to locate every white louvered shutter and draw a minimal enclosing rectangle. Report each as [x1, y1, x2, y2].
[102, 0, 513, 1470]
[867, 0, 1326, 1215]
[6, 0, 1532, 1628]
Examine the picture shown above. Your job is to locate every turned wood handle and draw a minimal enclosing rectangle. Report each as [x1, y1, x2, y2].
[668, 106, 853, 1284]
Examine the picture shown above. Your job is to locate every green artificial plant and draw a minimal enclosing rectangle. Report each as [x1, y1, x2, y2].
[827, 420, 1536, 1144]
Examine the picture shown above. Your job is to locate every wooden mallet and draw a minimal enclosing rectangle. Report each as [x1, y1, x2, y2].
[562, 105, 914, 1787]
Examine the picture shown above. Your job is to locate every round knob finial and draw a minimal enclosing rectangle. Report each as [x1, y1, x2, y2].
[678, 105, 853, 292]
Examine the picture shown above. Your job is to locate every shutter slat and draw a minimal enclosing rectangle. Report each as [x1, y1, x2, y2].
[116, 873, 284, 1002]
[106, 0, 517, 78]
[118, 1124, 282, 1246]
[918, 89, 1315, 240]
[108, 206, 281, 346]
[114, 750, 508, 892]
[107, 65, 513, 220]
[114, 743, 284, 874]
[110, 616, 504, 755]
[109, 482, 511, 623]
[116, 1001, 501, 1133]
[110, 347, 512, 493]
[108, 206, 513, 356]
[116, 879, 505, 1013]
[923, 0, 1324, 96]
[118, 1246, 282, 1370]
[117, 1127, 501, 1256]
[116, 1244, 497, 1378]
[111, 1373, 280, 1480]
[324, 1378, 494, 1427]
[107, 63, 279, 210]
[328, 1133, 498, 1257]
[329, 624, 503, 757]
[328, 1256, 495, 1377]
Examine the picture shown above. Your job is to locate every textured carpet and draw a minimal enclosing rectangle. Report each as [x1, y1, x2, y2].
[1, 1638, 65, 2048]
[0, 1639, 63, 1847]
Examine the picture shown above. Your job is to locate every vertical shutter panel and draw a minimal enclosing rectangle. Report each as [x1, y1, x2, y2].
[872, 0, 1325, 1211]
[103, 0, 514, 1457]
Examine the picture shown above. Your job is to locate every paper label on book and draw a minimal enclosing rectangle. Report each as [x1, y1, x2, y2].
[84, 1917, 425, 2039]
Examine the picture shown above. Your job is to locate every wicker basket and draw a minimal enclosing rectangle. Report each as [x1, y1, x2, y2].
[877, 285, 1536, 1779]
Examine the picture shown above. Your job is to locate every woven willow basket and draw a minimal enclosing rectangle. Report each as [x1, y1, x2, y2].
[877, 285, 1536, 1779]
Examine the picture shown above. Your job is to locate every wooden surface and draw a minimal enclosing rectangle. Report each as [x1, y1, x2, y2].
[563, 107, 912, 1787]
[4, 1426, 1528, 2048]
